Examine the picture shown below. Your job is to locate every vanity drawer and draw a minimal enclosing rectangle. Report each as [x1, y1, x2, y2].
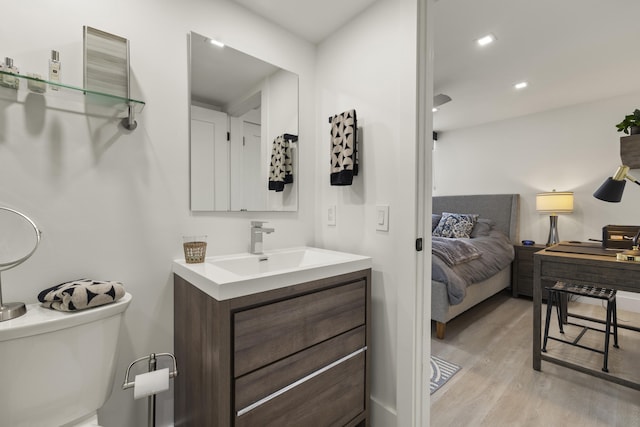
[235, 350, 366, 427]
[234, 280, 366, 377]
[235, 326, 365, 413]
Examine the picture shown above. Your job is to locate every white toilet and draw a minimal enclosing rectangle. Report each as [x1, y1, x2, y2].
[0, 293, 132, 427]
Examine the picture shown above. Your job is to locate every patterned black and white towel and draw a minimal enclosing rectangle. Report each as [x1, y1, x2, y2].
[268, 134, 295, 192]
[330, 109, 358, 186]
[38, 279, 125, 312]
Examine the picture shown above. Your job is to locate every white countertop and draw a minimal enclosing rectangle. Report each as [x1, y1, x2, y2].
[172, 246, 372, 300]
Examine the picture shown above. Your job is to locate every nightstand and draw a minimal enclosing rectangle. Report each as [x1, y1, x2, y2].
[512, 244, 554, 298]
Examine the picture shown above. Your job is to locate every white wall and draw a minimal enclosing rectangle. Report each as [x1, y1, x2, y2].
[1, 1, 315, 426]
[433, 90, 640, 312]
[315, 0, 421, 424]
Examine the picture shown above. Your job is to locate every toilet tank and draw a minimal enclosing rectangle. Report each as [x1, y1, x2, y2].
[0, 293, 132, 427]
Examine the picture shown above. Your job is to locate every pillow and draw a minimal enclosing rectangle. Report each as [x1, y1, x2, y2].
[470, 218, 495, 238]
[432, 212, 479, 238]
[431, 214, 442, 231]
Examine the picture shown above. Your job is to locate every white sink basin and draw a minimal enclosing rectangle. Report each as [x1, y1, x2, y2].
[173, 246, 371, 300]
[209, 247, 354, 276]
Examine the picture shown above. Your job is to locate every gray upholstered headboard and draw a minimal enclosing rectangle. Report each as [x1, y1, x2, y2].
[432, 194, 520, 243]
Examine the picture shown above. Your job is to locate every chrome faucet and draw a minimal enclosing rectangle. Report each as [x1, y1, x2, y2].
[250, 221, 274, 254]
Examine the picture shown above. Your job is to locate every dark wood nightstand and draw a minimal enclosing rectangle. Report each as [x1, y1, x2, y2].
[512, 244, 554, 298]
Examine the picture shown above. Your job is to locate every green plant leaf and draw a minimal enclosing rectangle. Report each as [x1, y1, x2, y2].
[615, 109, 640, 133]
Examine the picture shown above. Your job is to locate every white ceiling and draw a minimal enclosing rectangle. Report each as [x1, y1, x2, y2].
[190, 31, 279, 107]
[232, 0, 379, 44]
[433, 0, 640, 132]
[232, 0, 640, 132]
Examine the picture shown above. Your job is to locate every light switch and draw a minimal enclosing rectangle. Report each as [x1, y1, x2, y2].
[327, 205, 336, 226]
[376, 205, 389, 231]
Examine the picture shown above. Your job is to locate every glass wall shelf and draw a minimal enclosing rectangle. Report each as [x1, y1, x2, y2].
[0, 70, 145, 130]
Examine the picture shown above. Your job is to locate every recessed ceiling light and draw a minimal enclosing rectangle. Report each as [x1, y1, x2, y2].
[476, 34, 496, 46]
[514, 81, 528, 90]
[209, 38, 225, 48]
[432, 107, 439, 113]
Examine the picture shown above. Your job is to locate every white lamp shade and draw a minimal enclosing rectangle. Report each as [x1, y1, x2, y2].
[536, 191, 574, 214]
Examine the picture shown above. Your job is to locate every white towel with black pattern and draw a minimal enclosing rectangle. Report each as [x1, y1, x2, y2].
[38, 279, 125, 311]
[330, 109, 358, 186]
[268, 134, 294, 192]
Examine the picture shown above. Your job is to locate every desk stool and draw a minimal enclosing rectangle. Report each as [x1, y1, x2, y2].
[542, 282, 619, 372]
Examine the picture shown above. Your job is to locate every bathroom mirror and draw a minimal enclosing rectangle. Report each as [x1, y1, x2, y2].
[189, 31, 299, 212]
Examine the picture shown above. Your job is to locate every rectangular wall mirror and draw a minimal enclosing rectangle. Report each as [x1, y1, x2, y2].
[189, 31, 299, 212]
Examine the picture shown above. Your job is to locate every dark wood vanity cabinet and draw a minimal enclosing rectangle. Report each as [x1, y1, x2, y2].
[174, 269, 371, 427]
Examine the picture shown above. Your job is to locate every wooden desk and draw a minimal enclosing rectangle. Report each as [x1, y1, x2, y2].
[533, 244, 640, 390]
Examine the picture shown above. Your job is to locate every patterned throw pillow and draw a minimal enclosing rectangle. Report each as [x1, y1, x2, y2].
[432, 214, 442, 231]
[432, 212, 479, 238]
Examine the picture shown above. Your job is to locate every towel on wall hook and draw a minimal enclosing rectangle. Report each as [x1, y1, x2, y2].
[268, 133, 296, 192]
[329, 109, 358, 186]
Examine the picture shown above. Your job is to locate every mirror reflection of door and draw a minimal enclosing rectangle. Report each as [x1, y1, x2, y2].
[190, 106, 229, 211]
[242, 121, 263, 210]
[230, 106, 263, 211]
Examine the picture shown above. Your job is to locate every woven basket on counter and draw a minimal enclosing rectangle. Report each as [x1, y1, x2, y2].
[183, 241, 207, 263]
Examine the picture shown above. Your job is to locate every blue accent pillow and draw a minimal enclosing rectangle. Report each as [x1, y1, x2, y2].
[432, 212, 479, 238]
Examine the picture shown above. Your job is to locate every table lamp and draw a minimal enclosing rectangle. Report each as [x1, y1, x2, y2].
[594, 165, 640, 261]
[536, 190, 574, 246]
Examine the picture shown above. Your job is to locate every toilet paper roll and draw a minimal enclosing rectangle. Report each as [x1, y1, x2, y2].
[133, 368, 170, 400]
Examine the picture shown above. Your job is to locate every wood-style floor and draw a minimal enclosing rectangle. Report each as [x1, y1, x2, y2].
[429, 290, 640, 427]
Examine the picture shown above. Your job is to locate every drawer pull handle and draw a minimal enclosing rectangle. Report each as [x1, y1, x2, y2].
[237, 346, 367, 417]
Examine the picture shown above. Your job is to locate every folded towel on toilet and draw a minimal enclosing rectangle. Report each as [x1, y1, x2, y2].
[37, 279, 126, 311]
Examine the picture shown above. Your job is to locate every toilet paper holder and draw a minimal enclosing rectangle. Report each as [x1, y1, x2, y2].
[123, 352, 178, 427]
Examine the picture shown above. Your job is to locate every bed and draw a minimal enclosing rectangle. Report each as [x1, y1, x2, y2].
[431, 194, 519, 339]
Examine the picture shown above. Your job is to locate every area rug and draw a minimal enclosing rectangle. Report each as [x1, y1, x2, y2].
[430, 355, 461, 394]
